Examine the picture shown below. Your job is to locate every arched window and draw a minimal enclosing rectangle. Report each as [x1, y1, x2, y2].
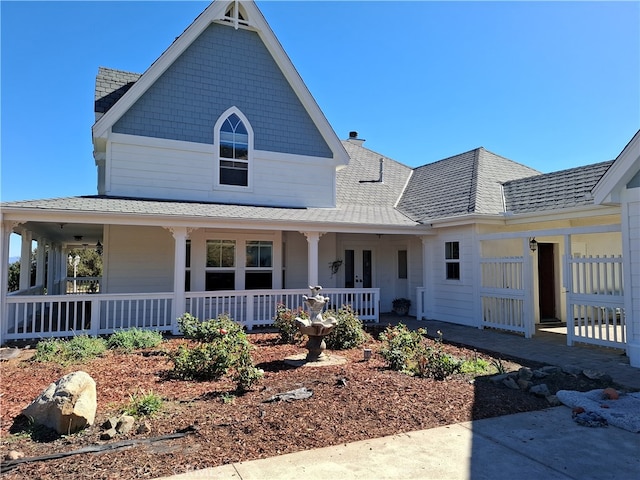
[216, 109, 251, 187]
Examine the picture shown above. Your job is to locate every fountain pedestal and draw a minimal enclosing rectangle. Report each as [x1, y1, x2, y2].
[284, 286, 347, 367]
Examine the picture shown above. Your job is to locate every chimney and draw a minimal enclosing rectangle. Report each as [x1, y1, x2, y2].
[347, 131, 365, 146]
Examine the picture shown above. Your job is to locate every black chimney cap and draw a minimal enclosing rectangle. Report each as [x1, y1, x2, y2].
[349, 131, 358, 138]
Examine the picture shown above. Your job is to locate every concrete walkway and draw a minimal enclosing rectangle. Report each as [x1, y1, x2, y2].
[157, 318, 640, 480]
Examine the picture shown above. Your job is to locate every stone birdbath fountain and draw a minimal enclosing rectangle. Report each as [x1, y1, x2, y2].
[285, 286, 346, 367]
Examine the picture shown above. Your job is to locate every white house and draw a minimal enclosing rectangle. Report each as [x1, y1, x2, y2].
[1, 0, 638, 368]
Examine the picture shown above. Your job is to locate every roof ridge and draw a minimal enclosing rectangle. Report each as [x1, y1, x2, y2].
[503, 159, 616, 186]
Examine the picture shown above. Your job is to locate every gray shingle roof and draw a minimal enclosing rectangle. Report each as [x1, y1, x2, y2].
[503, 160, 614, 214]
[396, 148, 540, 222]
[95, 67, 141, 114]
[338, 141, 413, 206]
[2, 196, 417, 229]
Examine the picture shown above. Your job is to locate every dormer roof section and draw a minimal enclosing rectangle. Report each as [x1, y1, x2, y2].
[92, 0, 348, 166]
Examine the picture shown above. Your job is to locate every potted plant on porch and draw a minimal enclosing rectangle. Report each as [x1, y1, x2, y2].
[392, 298, 411, 316]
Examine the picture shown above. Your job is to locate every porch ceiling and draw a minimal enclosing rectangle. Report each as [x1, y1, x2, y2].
[15, 221, 103, 246]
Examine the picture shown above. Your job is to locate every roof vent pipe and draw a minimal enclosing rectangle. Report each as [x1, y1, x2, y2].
[379, 158, 384, 183]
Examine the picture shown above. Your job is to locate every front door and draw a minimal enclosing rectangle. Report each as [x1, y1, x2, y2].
[538, 243, 557, 321]
[344, 248, 374, 315]
[344, 248, 372, 288]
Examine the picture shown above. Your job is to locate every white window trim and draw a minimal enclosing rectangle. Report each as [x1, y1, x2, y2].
[444, 240, 461, 281]
[213, 106, 254, 192]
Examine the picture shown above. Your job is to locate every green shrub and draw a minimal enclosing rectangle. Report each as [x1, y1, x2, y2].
[177, 313, 243, 342]
[324, 305, 368, 350]
[460, 357, 490, 374]
[125, 390, 163, 418]
[379, 326, 461, 380]
[379, 324, 425, 372]
[107, 328, 163, 352]
[172, 314, 263, 392]
[272, 303, 306, 344]
[33, 336, 106, 365]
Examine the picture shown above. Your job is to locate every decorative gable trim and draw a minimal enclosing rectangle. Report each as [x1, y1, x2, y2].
[592, 130, 640, 205]
[92, 0, 348, 167]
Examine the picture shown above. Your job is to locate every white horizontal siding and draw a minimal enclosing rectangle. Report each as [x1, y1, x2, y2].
[106, 134, 336, 207]
[104, 225, 174, 294]
[425, 229, 477, 326]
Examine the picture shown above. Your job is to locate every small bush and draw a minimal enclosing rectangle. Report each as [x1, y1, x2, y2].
[272, 303, 306, 344]
[125, 390, 163, 418]
[379, 326, 461, 380]
[107, 328, 163, 352]
[173, 314, 263, 392]
[460, 357, 490, 374]
[33, 336, 106, 365]
[379, 324, 426, 372]
[177, 313, 243, 342]
[324, 305, 368, 350]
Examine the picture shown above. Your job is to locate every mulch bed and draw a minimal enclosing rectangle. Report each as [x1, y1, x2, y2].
[0, 332, 616, 479]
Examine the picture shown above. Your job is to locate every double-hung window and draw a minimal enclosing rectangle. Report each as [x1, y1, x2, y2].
[206, 240, 236, 290]
[445, 241, 460, 280]
[245, 240, 273, 289]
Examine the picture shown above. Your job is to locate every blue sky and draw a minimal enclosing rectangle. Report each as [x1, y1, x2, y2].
[2, 1, 639, 257]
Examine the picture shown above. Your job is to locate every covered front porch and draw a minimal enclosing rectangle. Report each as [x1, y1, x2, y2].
[1, 216, 421, 342]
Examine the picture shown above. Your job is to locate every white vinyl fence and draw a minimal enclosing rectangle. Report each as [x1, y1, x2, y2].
[480, 257, 533, 337]
[566, 255, 625, 348]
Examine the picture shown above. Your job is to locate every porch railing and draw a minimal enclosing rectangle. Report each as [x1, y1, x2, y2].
[566, 254, 625, 348]
[2, 288, 379, 341]
[186, 288, 380, 330]
[65, 277, 102, 294]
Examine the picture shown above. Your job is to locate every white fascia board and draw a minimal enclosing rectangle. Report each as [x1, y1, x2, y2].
[592, 130, 640, 205]
[92, 1, 349, 167]
[500, 205, 620, 225]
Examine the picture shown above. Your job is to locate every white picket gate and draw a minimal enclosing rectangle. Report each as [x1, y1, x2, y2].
[566, 255, 625, 348]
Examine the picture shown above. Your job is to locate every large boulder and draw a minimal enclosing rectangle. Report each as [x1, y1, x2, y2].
[22, 371, 97, 435]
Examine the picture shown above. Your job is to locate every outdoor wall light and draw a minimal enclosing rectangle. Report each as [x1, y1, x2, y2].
[96, 241, 103, 255]
[529, 237, 538, 252]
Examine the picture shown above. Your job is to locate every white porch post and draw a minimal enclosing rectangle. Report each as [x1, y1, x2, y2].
[564, 234, 574, 346]
[19, 229, 32, 291]
[420, 236, 430, 320]
[46, 243, 56, 294]
[1, 219, 11, 340]
[302, 232, 322, 286]
[522, 237, 535, 338]
[35, 236, 46, 289]
[170, 227, 188, 335]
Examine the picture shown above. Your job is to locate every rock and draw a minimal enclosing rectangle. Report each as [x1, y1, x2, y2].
[116, 415, 135, 434]
[502, 377, 520, 390]
[539, 365, 560, 374]
[22, 371, 97, 435]
[5, 450, 24, 460]
[532, 369, 549, 379]
[602, 388, 619, 400]
[100, 428, 117, 440]
[263, 387, 313, 403]
[583, 369, 612, 382]
[517, 379, 532, 391]
[490, 373, 511, 384]
[561, 365, 582, 376]
[529, 384, 551, 397]
[518, 367, 533, 381]
[546, 395, 562, 406]
[137, 421, 152, 434]
[102, 416, 120, 431]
